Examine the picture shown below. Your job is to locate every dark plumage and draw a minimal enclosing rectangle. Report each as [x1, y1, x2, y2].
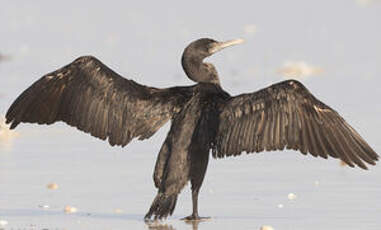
[5, 38, 378, 221]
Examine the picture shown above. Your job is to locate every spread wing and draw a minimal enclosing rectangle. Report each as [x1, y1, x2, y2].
[213, 80, 378, 169]
[6, 56, 193, 147]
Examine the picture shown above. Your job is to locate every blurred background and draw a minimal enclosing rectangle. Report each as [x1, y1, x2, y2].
[0, 1, 380, 230]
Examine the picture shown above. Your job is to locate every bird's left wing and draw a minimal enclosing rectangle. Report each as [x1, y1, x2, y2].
[6, 56, 193, 147]
[213, 80, 378, 169]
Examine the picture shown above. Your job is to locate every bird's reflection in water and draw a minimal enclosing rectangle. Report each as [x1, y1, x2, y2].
[184, 220, 202, 230]
[146, 222, 176, 230]
[146, 219, 204, 230]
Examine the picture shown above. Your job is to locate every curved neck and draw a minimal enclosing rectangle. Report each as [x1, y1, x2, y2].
[182, 55, 220, 85]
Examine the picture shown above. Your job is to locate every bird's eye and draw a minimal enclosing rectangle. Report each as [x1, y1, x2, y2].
[206, 43, 216, 52]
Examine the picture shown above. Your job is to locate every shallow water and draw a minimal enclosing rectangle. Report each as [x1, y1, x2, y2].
[0, 124, 380, 230]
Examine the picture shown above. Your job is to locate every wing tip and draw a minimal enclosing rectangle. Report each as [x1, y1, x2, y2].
[9, 122, 18, 130]
[5, 117, 18, 130]
[373, 152, 379, 161]
[357, 163, 369, 170]
[5, 117, 11, 125]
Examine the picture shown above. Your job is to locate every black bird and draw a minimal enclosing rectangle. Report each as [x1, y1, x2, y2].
[5, 38, 378, 221]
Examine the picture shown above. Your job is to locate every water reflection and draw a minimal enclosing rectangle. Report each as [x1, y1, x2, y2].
[184, 220, 202, 230]
[146, 222, 176, 230]
[146, 220, 203, 230]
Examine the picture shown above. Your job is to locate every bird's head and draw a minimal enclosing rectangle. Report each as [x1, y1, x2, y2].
[182, 38, 244, 84]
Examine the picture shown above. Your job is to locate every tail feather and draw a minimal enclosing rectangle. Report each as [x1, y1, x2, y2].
[144, 193, 178, 220]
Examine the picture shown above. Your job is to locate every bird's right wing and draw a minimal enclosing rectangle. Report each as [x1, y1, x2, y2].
[6, 56, 194, 147]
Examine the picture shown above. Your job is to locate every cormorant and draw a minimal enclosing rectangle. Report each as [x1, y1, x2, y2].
[5, 38, 378, 221]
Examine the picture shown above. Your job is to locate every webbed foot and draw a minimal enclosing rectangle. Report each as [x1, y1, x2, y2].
[181, 214, 211, 221]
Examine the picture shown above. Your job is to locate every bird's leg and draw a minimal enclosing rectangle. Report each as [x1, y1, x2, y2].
[181, 148, 210, 221]
[181, 188, 210, 221]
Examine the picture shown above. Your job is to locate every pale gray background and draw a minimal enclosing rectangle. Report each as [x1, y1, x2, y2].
[0, 1, 380, 230]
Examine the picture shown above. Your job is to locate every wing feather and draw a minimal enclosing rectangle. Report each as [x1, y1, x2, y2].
[6, 56, 193, 147]
[214, 80, 378, 169]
